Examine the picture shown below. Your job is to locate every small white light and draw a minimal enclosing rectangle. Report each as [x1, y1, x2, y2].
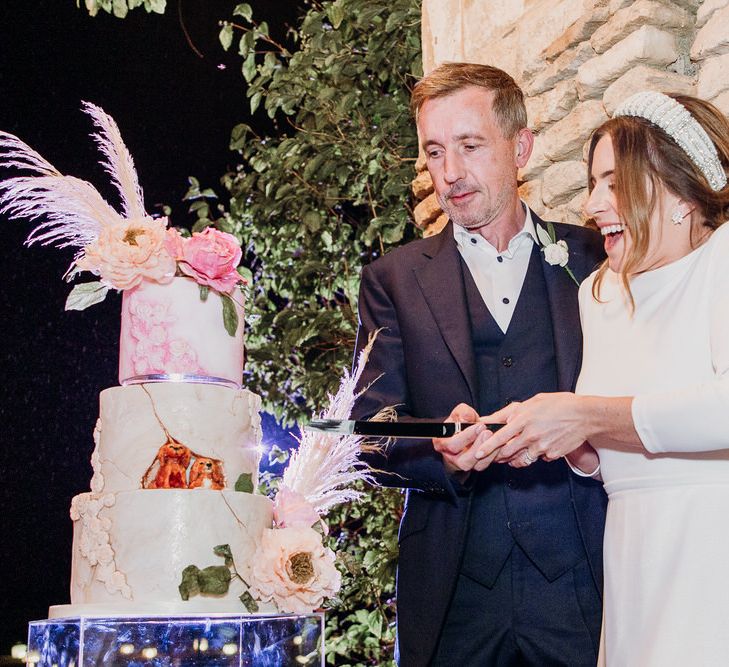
[141, 647, 158, 659]
[11, 644, 27, 660]
[193, 638, 199, 651]
[295, 656, 310, 665]
[118, 643, 135, 655]
[199, 638, 209, 652]
[292, 635, 303, 646]
[222, 643, 238, 656]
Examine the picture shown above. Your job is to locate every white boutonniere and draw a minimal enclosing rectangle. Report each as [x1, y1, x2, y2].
[536, 222, 578, 286]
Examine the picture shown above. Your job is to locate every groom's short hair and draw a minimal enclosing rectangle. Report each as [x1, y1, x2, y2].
[411, 62, 527, 139]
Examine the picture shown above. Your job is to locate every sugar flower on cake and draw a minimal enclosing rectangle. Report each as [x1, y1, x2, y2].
[175, 227, 245, 294]
[248, 526, 341, 615]
[76, 216, 176, 290]
[164, 226, 186, 261]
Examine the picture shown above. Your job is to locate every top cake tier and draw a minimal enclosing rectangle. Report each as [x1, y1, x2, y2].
[119, 277, 245, 387]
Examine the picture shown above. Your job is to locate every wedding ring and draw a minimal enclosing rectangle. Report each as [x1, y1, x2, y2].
[523, 450, 537, 465]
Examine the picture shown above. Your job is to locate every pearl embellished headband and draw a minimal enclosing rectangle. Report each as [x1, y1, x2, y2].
[613, 91, 727, 192]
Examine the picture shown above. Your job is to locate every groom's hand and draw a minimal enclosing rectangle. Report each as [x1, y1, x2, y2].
[433, 403, 498, 473]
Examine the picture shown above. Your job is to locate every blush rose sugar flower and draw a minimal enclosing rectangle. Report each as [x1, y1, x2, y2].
[169, 227, 244, 294]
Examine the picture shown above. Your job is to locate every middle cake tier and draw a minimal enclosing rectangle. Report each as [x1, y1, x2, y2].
[93, 383, 261, 493]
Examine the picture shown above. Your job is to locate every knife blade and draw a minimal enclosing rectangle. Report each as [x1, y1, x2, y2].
[305, 419, 503, 439]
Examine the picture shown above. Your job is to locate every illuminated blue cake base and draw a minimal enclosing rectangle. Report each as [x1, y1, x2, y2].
[27, 613, 324, 666]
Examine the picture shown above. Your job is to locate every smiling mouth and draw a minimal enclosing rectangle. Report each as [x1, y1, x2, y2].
[600, 224, 624, 236]
[600, 223, 625, 251]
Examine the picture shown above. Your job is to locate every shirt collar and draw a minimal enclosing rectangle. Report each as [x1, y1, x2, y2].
[453, 201, 538, 255]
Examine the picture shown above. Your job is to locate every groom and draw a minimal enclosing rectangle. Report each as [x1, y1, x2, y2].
[352, 63, 607, 665]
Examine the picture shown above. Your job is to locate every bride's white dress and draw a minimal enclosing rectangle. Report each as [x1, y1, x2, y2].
[576, 222, 729, 666]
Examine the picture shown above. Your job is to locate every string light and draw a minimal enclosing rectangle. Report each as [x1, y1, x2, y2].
[222, 643, 238, 655]
[10, 644, 27, 660]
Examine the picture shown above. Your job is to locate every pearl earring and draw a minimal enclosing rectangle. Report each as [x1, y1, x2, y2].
[671, 209, 684, 225]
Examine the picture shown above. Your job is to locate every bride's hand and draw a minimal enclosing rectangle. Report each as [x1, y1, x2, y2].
[476, 392, 590, 464]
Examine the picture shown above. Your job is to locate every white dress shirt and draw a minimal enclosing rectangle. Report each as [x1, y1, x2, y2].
[453, 203, 538, 333]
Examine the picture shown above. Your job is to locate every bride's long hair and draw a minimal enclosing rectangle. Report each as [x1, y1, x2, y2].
[587, 94, 729, 308]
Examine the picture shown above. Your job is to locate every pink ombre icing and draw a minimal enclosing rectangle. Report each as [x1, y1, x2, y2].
[177, 228, 244, 294]
[119, 277, 244, 385]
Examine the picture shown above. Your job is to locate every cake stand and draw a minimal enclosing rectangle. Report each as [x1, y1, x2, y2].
[27, 612, 324, 666]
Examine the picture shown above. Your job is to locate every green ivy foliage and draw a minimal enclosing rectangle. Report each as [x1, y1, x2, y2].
[217, 0, 422, 424]
[80, 0, 166, 19]
[323, 482, 402, 666]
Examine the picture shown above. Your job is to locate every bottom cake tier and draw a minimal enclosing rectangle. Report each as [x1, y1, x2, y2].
[55, 489, 274, 617]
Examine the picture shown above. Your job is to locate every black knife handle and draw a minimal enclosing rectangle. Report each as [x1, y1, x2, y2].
[351, 421, 503, 438]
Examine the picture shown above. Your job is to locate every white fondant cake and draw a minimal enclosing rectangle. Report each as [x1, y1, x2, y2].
[93, 384, 261, 493]
[0, 107, 287, 618]
[119, 277, 245, 387]
[50, 490, 274, 617]
[58, 380, 273, 615]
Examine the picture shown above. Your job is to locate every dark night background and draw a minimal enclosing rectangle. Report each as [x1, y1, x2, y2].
[0, 0, 304, 653]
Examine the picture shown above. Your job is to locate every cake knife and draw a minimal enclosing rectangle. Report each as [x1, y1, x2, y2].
[305, 419, 503, 439]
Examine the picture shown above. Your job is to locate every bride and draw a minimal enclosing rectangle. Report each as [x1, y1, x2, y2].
[478, 91, 729, 665]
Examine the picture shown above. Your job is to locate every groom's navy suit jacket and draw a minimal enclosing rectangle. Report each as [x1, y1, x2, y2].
[352, 215, 608, 666]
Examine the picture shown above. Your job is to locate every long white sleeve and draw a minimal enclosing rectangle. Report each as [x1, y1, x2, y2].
[632, 225, 729, 453]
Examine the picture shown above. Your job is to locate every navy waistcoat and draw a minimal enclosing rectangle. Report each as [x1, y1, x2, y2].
[459, 245, 587, 586]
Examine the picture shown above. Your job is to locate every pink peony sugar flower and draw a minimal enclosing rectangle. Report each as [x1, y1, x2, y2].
[177, 227, 244, 294]
[76, 216, 176, 290]
[273, 487, 321, 529]
[248, 526, 341, 614]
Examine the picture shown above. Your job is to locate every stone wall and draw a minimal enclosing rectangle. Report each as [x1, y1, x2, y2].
[415, 0, 729, 234]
